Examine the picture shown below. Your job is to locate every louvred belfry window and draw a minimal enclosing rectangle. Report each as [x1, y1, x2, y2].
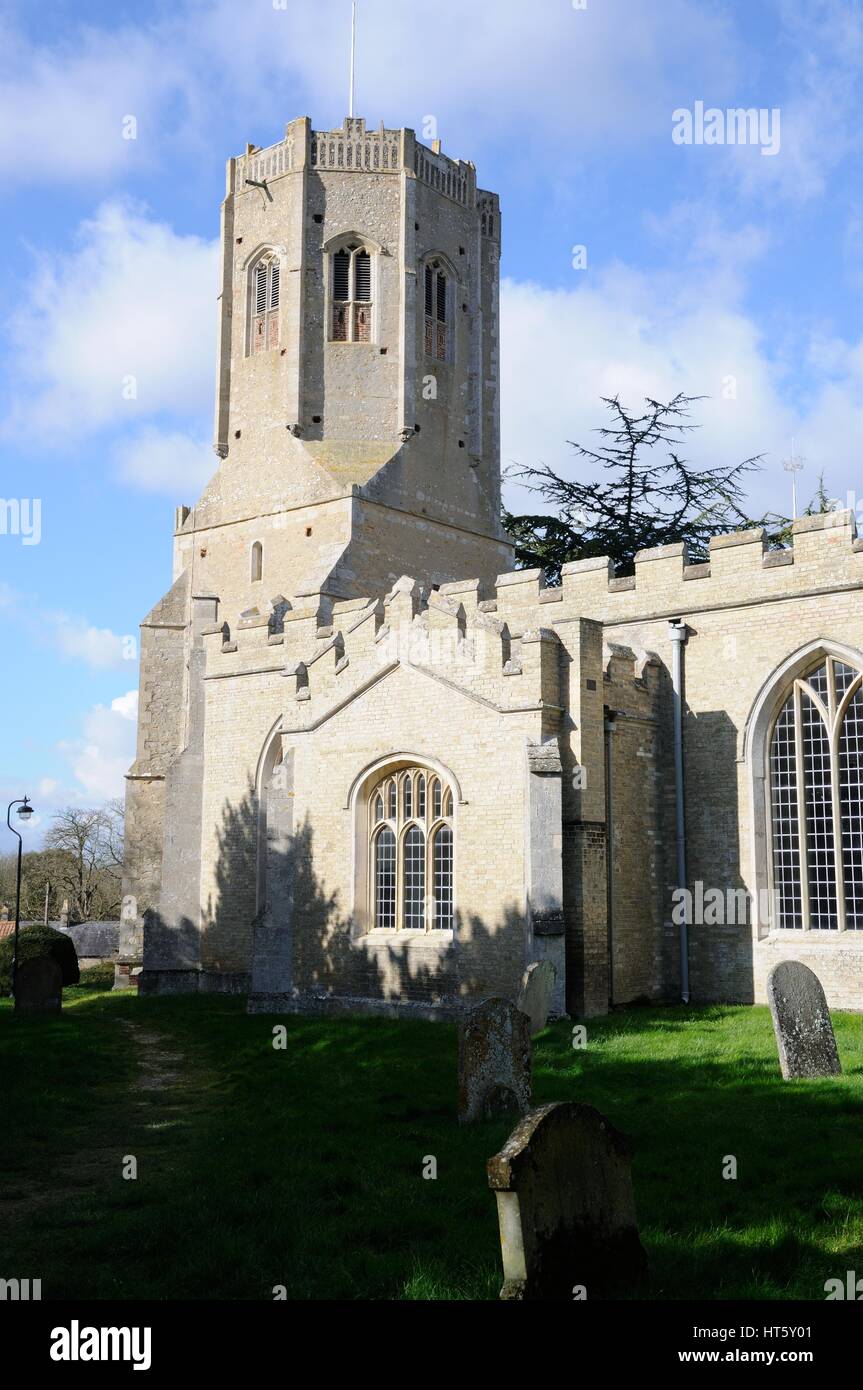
[768, 656, 863, 930]
[424, 260, 447, 360]
[369, 768, 454, 931]
[251, 255, 280, 354]
[330, 244, 373, 342]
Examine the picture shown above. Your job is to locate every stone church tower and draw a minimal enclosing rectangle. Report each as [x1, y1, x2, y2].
[120, 114, 863, 1018]
[119, 115, 522, 1003]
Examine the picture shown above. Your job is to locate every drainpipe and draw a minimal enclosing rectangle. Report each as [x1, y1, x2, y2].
[604, 713, 616, 1009]
[668, 620, 690, 1003]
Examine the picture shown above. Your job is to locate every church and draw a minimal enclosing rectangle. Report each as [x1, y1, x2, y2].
[117, 115, 863, 1017]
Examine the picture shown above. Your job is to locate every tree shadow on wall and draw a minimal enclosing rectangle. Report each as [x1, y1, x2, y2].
[188, 781, 531, 1007]
[682, 705, 754, 1005]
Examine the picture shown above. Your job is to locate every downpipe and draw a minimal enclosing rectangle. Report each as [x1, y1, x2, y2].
[668, 620, 690, 1004]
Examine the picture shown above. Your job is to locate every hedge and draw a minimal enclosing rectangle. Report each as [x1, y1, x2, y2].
[0, 925, 80, 996]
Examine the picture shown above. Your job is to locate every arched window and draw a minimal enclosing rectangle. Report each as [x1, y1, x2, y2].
[433, 824, 453, 930]
[250, 541, 263, 582]
[403, 826, 425, 929]
[768, 656, 863, 930]
[374, 826, 396, 931]
[251, 253, 280, 354]
[330, 243, 373, 342]
[369, 767, 455, 930]
[424, 259, 448, 360]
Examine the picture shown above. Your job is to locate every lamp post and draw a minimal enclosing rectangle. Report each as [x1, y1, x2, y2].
[6, 797, 35, 1002]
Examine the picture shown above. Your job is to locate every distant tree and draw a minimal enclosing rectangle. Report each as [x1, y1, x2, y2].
[502, 393, 783, 581]
[0, 846, 70, 923]
[43, 803, 124, 922]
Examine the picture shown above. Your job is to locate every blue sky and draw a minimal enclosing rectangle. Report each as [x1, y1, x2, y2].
[2, 0, 862, 844]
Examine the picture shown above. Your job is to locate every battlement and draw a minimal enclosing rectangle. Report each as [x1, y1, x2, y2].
[201, 513, 863, 687]
[233, 116, 480, 209]
[488, 512, 863, 628]
[203, 574, 574, 731]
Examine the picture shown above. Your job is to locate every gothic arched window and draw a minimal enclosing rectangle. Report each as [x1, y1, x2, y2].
[330, 243, 373, 342]
[250, 253, 280, 354]
[424, 259, 448, 360]
[369, 768, 454, 930]
[768, 656, 863, 930]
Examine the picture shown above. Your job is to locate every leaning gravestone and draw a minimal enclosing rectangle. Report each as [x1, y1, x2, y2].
[458, 998, 531, 1124]
[15, 957, 63, 1016]
[766, 960, 841, 1079]
[517, 960, 557, 1035]
[487, 1101, 648, 1299]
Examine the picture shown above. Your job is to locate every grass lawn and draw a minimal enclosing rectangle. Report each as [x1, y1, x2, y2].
[1, 986, 862, 1300]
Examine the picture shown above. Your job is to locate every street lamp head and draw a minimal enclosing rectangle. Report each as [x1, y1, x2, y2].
[16, 798, 34, 822]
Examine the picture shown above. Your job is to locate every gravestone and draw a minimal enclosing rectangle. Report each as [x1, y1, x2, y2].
[487, 1101, 648, 1299]
[15, 957, 63, 1016]
[458, 998, 531, 1123]
[766, 960, 841, 1079]
[517, 960, 557, 1035]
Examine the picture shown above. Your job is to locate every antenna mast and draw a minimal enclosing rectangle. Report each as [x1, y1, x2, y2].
[349, 1, 357, 117]
[782, 437, 805, 519]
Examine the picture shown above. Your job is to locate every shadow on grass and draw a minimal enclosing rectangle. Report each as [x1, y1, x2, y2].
[1, 995, 862, 1300]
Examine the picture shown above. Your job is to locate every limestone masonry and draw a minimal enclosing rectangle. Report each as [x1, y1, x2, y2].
[119, 115, 863, 1016]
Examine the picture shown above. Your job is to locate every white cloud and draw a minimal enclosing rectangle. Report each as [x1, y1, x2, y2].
[114, 428, 213, 495]
[0, 585, 133, 670]
[7, 200, 218, 437]
[0, 0, 856, 217]
[59, 691, 138, 802]
[499, 258, 863, 523]
[0, 21, 183, 183]
[51, 617, 129, 670]
[0, 0, 741, 185]
[110, 691, 139, 721]
[201, 0, 740, 152]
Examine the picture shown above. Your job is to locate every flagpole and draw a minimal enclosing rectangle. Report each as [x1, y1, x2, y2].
[349, 1, 356, 117]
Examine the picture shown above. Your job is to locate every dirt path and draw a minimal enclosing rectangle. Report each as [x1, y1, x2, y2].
[0, 1011, 190, 1230]
[116, 1018, 185, 1091]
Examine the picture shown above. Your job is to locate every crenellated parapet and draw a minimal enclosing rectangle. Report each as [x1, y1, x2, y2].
[200, 512, 863, 715]
[202, 574, 569, 729]
[484, 512, 863, 629]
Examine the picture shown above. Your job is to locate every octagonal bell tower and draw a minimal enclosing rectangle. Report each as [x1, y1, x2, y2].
[176, 114, 511, 608]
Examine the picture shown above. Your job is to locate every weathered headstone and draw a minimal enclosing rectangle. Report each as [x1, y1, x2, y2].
[517, 960, 557, 1035]
[487, 1101, 648, 1300]
[15, 957, 63, 1016]
[458, 998, 531, 1123]
[767, 960, 841, 1079]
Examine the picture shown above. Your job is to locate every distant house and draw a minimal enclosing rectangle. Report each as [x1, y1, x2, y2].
[0, 915, 118, 970]
[56, 923, 119, 968]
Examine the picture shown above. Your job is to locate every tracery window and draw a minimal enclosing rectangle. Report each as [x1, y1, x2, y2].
[424, 260, 448, 360]
[768, 656, 863, 930]
[369, 768, 454, 930]
[330, 243, 373, 342]
[251, 253, 280, 354]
